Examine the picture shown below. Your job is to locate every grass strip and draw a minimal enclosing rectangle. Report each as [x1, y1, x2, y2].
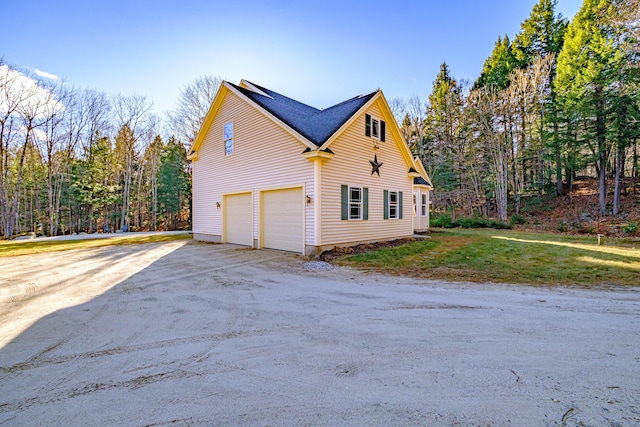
[337, 229, 640, 286]
[0, 233, 192, 258]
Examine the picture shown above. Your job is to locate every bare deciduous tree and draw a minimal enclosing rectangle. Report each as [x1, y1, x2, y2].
[388, 96, 407, 128]
[468, 88, 510, 222]
[406, 95, 428, 167]
[112, 94, 154, 230]
[0, 64, 59, 237]
[166, 75, 223, 146]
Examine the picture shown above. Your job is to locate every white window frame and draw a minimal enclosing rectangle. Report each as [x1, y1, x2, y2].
[388, 191, 399, 219]
[421, 193, 428, 217]
[224, 121, 233, 156]
[371, 117, 380, 139]
[349, 186, 363, 220]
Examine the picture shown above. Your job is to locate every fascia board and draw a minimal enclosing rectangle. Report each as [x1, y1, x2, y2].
[188, 82, 231, 159]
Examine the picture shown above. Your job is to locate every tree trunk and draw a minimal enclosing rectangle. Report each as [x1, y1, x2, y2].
[613, 143, 623, 215]
[494, 133, 509, 223]
[554, 121, 563, 196]
[47, 150, 54, 236]
[633, 142, 638, 194]
[152, 154, 157, 231]
[595, 86, 608, 216]
[120, 152, 132, 230]
[5, 132, 31, 238]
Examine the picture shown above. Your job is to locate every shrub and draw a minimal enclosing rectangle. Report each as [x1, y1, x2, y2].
[577, 223, 596, 234]
[557, 220, 569, 232]
[432, 214, 512, 230]
[431, 213, 453, 228]
[450, 217, 511, 229]
[509, 214, 527, 227]
[453, 217, 482, 228]
[489, 220, 512, 229]
[623, 222, 638, 234]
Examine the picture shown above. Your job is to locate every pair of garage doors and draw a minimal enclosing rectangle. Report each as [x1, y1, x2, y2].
[224, 188, 303, 253]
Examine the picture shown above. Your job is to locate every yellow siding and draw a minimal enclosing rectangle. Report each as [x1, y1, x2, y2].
[192, 90, 314, 245]
[320, 100, 414, 245]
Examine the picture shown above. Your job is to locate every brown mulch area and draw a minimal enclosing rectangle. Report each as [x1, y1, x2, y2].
[318, 238, 417, 262]
[438, 178, 640, 237]
[514, 178, 640, 237]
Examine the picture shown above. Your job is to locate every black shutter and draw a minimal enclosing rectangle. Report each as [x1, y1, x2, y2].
[365, 114, 371, 137]
[383, 190, 389, 220]
[363, 188, 369, 220]
[341, 185, 348, 220]
[398, 191, 403, 219]
[381, 120, 386, 142]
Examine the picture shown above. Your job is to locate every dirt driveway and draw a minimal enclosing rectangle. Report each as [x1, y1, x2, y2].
[1, 240, 639, 426]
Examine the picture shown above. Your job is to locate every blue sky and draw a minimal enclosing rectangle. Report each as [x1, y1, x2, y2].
[3, 0, 582, 115]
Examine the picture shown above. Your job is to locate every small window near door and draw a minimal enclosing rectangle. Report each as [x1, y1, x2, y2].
[421, 194, 428, 216]
[224, 121, 233, 156]
[388, 191, 398, 219]
[384, 190, 403, 220]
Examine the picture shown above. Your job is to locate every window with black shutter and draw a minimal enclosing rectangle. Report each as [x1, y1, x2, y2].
[365, 114, 385, 141]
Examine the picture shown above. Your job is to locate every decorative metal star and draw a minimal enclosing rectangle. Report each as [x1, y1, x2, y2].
[370, 154, 383, 176]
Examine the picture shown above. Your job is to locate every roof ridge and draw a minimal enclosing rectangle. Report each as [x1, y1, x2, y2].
[243, 80, 320, 114]
[228, 80, 378, 147]
[318, 90, 378, 113]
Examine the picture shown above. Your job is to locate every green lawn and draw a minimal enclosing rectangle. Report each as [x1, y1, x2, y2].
[0, 233, 193, 257]
[337, 229, 640, 286]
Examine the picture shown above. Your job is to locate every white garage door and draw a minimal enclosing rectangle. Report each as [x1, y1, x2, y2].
[262, 188, 303, 253]
[225, 193, 252, 246]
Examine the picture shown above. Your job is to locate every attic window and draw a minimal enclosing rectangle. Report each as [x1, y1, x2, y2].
[224, 121, 233, 156]
[365, 114, 386, 141]
[371, 118, 380, 138]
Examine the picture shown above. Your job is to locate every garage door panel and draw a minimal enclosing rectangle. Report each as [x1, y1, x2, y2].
[225, 193, 252, 246]
[263, 188, 303, 253]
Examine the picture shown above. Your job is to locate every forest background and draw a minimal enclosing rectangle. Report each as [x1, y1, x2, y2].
[1, 0, 638, 239]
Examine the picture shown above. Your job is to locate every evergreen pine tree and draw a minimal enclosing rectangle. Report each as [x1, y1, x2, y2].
[512, 0, 568, 67]
[157, 137, 190, 230]
[474, 35, 516, 90]
[426, 62, 464, 191]
[555, 0, 626, 214]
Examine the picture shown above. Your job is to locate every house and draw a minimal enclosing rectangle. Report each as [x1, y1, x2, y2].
[188, 80, 433, 255]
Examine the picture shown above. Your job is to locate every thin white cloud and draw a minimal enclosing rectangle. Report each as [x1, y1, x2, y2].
[34, 68, 59, 80]
[0, 65, 65, 120]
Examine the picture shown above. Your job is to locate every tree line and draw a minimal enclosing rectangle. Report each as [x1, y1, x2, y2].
[0, 66, 220, 238]
[392, 0, 639, 222]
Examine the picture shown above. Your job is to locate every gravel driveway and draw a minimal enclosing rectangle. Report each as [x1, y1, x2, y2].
[1, 240, 639, 426]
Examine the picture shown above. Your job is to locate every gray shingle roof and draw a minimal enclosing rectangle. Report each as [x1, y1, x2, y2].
[229, 81, 377, 147]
